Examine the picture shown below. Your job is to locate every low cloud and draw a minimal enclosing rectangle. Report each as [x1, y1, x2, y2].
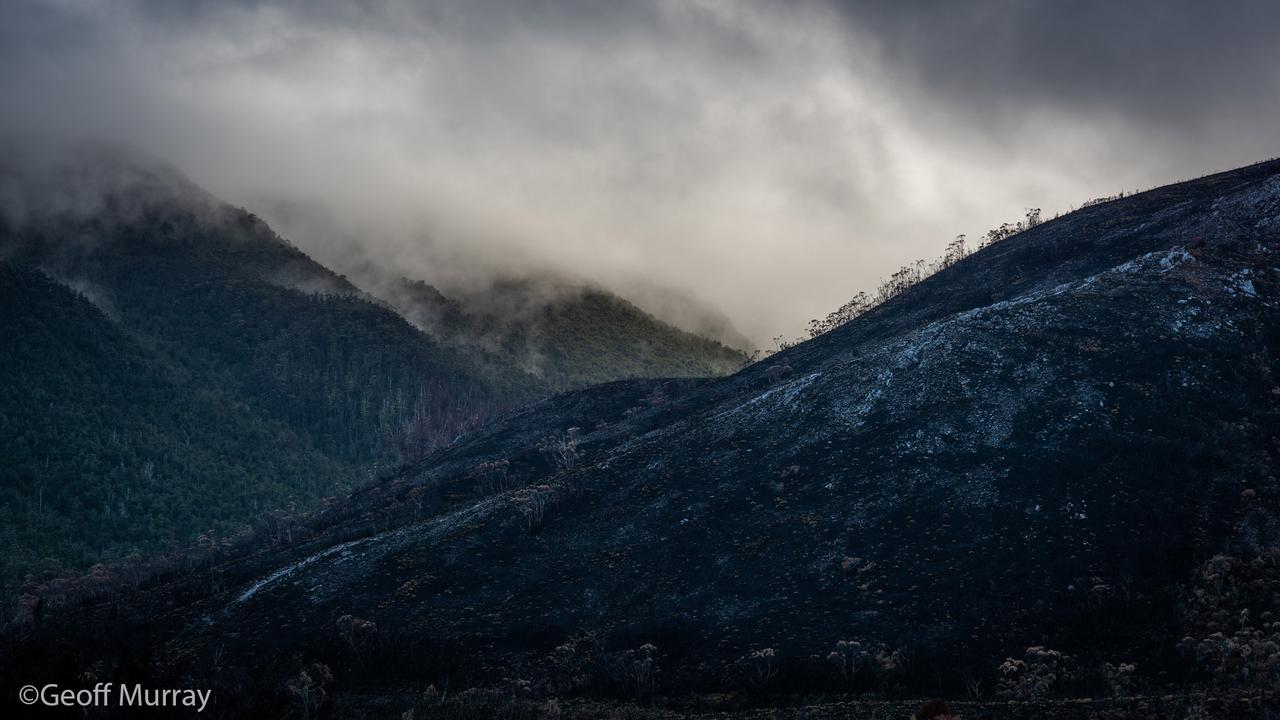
[2, 0, 1276, 345]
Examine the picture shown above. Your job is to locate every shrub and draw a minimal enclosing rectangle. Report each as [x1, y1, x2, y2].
[539, 429, 579, 472]
[996, 646, 1072, 700]
[511, 485, 554, 534]
[1179, 549, 1280, 689]
[336, 614, 378, 660]
[472, 460, 513, 496]
[1102, 661, 1136, 697]
[826, 639, 872, 687]
[607, 643, 659, 701]
[764, 364, 794, 384]
[547, 632, 605, 694]
[285, 662, 332, 720]
[738, 647, 780, 690]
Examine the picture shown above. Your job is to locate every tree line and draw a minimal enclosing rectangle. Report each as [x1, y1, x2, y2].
[759, 207, 1046, 357]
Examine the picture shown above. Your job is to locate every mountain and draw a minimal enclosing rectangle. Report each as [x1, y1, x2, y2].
[251, 194, 751, 387]
[0, 153, 528, 585]
[375, 272, 747, 391]
[0, 263, 354, 579]
[6, 158, 1280, 718]
[0, 152, 742, 585]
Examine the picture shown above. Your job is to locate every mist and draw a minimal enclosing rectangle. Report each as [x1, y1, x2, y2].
[2, 0, 1277, 346]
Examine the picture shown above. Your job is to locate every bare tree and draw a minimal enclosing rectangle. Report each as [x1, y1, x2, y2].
[739, 647, 780, 690]
[472, 459, 512, 496]
[335, 614, 378, 661]
[512, 485, 553, 533]
[285, 663, 333, 720]
[540, 429, 579, 472]
[941, 234, 969, 269]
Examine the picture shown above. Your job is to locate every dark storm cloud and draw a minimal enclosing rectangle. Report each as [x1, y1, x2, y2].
[833, 1, 1280, 162]
[1, 0, 1276, 345]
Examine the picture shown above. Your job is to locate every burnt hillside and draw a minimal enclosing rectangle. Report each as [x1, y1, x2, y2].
[5, 159, 1280, 717]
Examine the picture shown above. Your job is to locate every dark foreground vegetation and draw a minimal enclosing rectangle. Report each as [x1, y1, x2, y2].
[298, 691, 1278, 719]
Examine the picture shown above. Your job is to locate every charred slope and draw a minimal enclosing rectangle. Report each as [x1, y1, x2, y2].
[7, 160, 1280, 711]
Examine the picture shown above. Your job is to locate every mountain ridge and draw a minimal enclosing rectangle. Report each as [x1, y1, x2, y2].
[7, 158, 1278, 716]
[0, 153, 745, 583]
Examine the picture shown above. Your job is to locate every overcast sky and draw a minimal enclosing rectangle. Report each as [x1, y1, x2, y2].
[2, 0, 1278, 345]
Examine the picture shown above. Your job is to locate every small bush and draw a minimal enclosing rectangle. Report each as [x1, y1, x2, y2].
[996, 646, 1072, 700]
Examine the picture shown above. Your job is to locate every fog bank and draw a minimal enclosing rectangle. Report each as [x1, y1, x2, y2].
[2, 0, 1277, 344]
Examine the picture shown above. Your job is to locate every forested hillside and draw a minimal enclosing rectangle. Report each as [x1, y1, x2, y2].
[0, 157, 534, 582]
[0, 154, 745, 585]
[0, 263, 354, 582]
[382, 275, 747, 390]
